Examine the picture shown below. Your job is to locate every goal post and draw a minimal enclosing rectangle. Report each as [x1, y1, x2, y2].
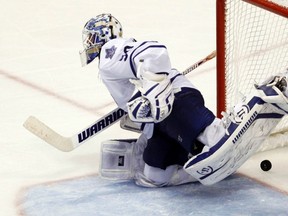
[242, 0, 288, 18]
[216, 0, 288, 150]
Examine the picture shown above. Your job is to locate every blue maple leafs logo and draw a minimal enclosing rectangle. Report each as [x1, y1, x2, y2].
[105, 45, 117, 59]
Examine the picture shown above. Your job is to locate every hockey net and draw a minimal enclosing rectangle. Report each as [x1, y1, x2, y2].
[216, 0, 288, 151]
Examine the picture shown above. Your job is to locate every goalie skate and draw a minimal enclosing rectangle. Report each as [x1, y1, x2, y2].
[184, 76, 288, 185]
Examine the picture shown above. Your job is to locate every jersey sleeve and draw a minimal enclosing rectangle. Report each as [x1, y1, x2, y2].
[130, 41, 172, 77]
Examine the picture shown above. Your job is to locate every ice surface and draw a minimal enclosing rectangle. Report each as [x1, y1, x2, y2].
[18, 175, 288, 216]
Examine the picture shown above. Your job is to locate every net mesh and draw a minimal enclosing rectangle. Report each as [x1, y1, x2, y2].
[222, 0, 288, 136]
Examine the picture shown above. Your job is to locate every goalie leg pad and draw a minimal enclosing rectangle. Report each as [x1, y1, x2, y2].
[100, 139, 137, 180]
[184, 92, 285, 185]
[100, 134, 148, 180]
[257, 85, 288, 114]
[256, 74, 288, 113]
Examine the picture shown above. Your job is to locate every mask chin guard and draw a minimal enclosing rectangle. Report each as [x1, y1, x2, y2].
[79, 46, 100, 66]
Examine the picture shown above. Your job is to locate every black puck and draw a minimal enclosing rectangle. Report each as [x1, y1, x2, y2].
[260, 160, 272, 171]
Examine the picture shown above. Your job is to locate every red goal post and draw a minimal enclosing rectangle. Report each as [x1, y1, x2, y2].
[242, 0, 288, 18]
[216, 0, 288, 150]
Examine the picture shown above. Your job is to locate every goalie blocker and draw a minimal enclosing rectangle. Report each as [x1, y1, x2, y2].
[184, 75, 288, 185]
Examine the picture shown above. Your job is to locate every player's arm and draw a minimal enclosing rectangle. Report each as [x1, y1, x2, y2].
[126, 43, 175, 123]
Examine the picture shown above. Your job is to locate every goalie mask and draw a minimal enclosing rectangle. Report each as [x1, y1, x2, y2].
[80, 13, 123, 66]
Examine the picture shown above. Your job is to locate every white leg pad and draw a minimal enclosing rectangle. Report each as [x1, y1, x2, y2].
[100, 134, 147, 180]
[184, 85, 288, 185]
[100, 139, 136, 180]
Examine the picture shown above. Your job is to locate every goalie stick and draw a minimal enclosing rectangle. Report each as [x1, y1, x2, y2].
[23, 50, 216, 152]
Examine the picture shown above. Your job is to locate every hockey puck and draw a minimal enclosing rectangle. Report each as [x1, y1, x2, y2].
[260, 160, 272, 171]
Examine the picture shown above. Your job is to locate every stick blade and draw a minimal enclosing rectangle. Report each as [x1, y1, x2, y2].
[23, 116, 75, 152]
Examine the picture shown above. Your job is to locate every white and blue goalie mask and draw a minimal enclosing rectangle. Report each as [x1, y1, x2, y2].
[79, 13, 123, 66]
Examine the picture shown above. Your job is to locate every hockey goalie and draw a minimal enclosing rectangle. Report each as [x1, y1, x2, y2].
[100, 74, 288, 186]
[79, 14, 288, 187]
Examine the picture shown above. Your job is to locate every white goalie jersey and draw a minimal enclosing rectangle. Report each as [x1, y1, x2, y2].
[98, 38, 196, 111]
